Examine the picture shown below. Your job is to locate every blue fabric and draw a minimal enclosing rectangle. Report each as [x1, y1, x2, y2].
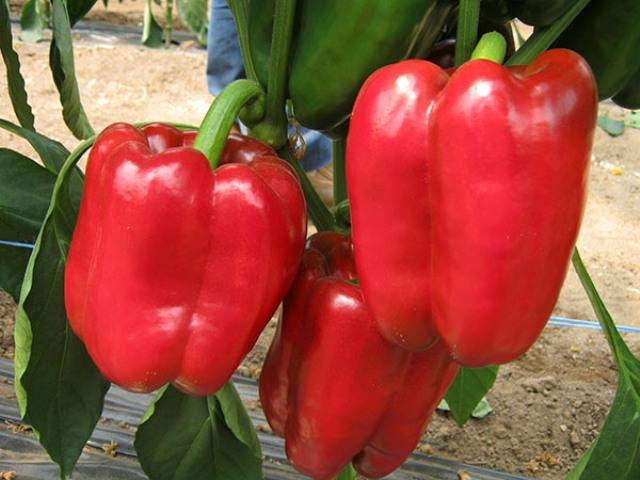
[206, 0, 244, 94]
[206, 0, 331, 171]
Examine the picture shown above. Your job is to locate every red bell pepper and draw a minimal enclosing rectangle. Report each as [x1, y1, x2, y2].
[65, 123, 306, 396]
[347, 49, 597, 366]
[260, 232, 458, 479]
[354, 341, 458, 478]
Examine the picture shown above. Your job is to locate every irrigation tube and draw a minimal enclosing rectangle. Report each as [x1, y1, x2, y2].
[1, 239, 638, 334]
[0, 240, 37, 249]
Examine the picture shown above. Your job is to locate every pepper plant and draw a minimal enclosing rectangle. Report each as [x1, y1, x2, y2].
[0, 0, 639, 479]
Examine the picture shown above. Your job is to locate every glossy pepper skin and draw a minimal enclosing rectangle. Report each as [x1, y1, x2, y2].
[347, 50, 597, 366]
[481, 0, 578, 26]
[65, 123, 306, 396]
[554, 0, 640, 108]
[249, 0, 454, 131]
[354, 341, 458, 478]
[259, 232, 458, 479]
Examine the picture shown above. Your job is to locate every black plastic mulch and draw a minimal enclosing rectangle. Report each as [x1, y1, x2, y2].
[0, 358, 530, 480]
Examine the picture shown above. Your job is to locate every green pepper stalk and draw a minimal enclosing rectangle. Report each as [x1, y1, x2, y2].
[277, 145, 337, 232]
[226, 0, 259, 82]
[250, 0, 297, 148]
[471, 32, 508, 64]
[239, 0, 337, 231]
[332, 137, 348, 205]
[193, 79, 265, 168]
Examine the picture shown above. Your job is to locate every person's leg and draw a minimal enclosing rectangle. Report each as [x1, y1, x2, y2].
[299, 128, 332, 171]
[206, 0, 245, 95]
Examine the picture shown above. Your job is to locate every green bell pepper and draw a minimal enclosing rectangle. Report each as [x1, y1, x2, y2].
[612, 69, 640, 109]
[249, 0, 454, 131]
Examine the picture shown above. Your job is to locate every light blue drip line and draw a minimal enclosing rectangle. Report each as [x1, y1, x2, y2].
[0, 239, 37, 249]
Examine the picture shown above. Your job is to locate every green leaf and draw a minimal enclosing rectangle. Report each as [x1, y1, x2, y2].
[444, 366, 499, 426]
[438, 396, 493, 420]
[136, 385, 263, 480]
[209, 395, 263, 478]
[566, 249, 640, 479]
[0, 245, 32, 301]
[19, 0, 46, 43]
[334, 464, 357, 480]
[506, 0, 591, 66]
[0, 118, 69, 172]
[0, 149, 56, 239]
[470, 396, 493, 419]
[454, 0, 481, 66]
[0, 118, 84, 202]
[0, 0, 36, 130]
[176, 0, 208, 46]
[142, 0, 164, 47]
[49, 0, 95, 139]
[597, 116, 626, 137]
[66, 0, 98, 26]
[0, 148, 57, 300]
[14, 136, 110, 479]
[136, 386, 219, 479]
[626, 110, 640, 129]
[568, 442, 594, 479]
[215, 382, 261, 458]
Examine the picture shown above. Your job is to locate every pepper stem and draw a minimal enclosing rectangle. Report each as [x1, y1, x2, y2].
[227, 0, 259, 82]
[277, 145, 337, 232]
[471, 32, 508, 64]
[193, 79, 265, 169]
[332, 198, 351, 234]
[332, 136, 348, 205]
[250, 0, 297, 148]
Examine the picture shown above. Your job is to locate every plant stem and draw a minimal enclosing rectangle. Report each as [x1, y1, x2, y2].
[226, 0, 259, 82]
[332, 199, 351, 234]
[193, 79, 265, 169]
[571, 248, 628, 363]
[250, 0, 296, 148]
[454, 0, 481, 66]
[332, 136, 348, 205]
[278, 145, 336, 232]
[471, 32, 507, 64]
[133, 121, 198, 131]
[164, 0, 173, 48]
[506, 0, 591, 66]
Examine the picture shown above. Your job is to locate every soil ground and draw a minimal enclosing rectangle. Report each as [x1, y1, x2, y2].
[1, 3, 639, 478]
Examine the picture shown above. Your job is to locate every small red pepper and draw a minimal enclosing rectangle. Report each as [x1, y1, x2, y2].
[65, 123, 306, 396]
[260, 232, 458, 479]
[347, 49, 597, 366]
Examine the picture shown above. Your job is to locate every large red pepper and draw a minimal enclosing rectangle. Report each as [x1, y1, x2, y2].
[347, 50, 597, 366]
[65, 123, 306, 396]
[259, 232, 458, 479]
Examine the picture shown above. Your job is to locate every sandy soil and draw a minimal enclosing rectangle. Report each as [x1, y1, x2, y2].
[1, 10, 639, 479]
